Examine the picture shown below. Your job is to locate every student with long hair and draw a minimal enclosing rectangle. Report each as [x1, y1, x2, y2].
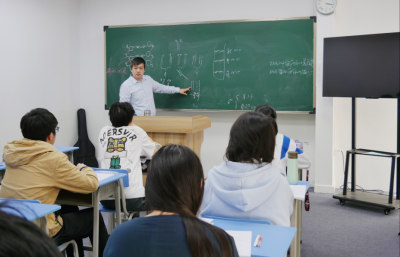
[103, 145, 238, 257]
[200, 112, 294, 226]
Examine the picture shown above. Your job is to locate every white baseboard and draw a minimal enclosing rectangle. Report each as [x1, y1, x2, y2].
[314, 185, 335, 193]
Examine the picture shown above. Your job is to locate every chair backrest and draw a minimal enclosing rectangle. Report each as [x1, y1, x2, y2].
[202, 215, 271, 225]
[0, 198, 41, 204]
[92, 168, 129, 187]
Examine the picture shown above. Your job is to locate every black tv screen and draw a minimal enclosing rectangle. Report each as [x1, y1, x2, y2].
[323, 32, 399, 98]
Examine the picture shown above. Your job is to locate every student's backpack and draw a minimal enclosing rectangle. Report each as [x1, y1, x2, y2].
[73, 109, 98, 167]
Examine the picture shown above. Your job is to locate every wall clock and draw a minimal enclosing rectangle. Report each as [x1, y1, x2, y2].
[317, 0, 337, 14]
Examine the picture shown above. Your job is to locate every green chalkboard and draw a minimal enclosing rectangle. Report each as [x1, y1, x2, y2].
[105, 18, 315, 112]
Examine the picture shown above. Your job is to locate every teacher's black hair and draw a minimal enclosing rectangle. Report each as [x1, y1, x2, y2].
[109, 102, 135, 127]
[20, 108, 58, 142]
[130, 57, 146, 69]
[255, 104, 278, 135]
[0, 202, 62, 257]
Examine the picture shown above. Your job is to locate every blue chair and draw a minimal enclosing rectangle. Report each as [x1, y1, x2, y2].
[201, 215, 272, 225]
[93, 168, 136, 232]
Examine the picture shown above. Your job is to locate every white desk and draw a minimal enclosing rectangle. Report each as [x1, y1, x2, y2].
[55, 171, 126, 257]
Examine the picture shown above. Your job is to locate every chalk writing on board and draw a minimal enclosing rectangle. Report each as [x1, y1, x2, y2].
[161, 54, 172, 77]
[176, 69, 188, 80]
[123, 41, 154, 51]
[175, 39, 182, 51]
[190, 80, 201, 101]
[269, 69, 313, 75]
[177, 54, 188, 69]
[192, 54, 203, 74]
[106, 67, 127, 74]
[241, 104, 256, 110]
[235, 94, 240, 109]
[213, 43, 226, 80]
[122, 41, 156, 69]
[270, 58, 313, 67]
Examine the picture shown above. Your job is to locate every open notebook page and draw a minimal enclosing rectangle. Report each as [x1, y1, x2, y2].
[96, 173, 114, 182]
[225, 230, 252, 257]
[290, 185, 307, 201]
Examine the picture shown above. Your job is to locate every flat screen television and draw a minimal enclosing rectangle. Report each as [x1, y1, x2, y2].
[323, 32, 399, 98]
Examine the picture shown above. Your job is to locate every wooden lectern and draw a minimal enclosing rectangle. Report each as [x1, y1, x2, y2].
[133, 115, 211, 158]
[133, 115, 211, 185]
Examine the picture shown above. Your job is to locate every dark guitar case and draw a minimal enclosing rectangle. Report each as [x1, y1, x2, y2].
[73, 109, 98, 167]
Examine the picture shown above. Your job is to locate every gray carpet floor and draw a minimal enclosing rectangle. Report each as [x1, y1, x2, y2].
[300, 190, 400, 257]
[83, 189, 400, 257]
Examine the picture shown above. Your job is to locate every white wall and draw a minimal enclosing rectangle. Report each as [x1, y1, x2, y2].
[0, 0, 80, 153]
[78, 0, 317, 179]
[332, 0, 400, 191]
[314, 9, 335, 193]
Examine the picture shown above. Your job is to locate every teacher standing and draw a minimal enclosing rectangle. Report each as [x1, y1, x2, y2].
[119, 57, 191, 116]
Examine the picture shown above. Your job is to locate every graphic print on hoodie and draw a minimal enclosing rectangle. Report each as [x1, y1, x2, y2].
[97, 125, 155, 199]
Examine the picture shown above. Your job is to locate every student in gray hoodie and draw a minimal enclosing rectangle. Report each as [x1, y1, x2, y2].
[200, 112, 294, 227]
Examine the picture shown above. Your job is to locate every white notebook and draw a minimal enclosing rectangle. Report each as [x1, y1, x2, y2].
[96, 173, 114, 182]
[290, 185, 307, 201]
[225, 230, 252, 257]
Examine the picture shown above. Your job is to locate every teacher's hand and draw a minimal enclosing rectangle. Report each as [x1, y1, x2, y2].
[180, 87, 191, 95]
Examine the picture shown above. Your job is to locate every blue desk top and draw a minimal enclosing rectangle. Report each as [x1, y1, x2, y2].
[96, 172, 127, 187]
[54, 146, 79, 153]
[0, 199, 61, 221]
[0, 162, 5, 171]
[211, 218, 296, 257]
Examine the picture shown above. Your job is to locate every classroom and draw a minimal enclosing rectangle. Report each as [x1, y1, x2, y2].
[0, 0, 399, 256]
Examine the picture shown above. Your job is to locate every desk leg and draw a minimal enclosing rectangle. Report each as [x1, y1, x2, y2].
[290, 200, 301, 257]
[299, 201, 303, 244]
[32, 216, 49, 235]
[92, 190, 99, 257]
[114, 181, 121, 226]
[66, 152, 73, 163]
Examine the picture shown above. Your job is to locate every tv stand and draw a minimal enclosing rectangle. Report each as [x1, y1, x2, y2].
[333, 149, 400, 215]
[333, 97, 400, 215]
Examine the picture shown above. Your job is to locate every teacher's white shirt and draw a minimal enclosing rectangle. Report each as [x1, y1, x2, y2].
[119, 75, 180, 116]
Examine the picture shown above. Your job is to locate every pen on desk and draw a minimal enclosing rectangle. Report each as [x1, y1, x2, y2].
[253, 235, 260, 247]
[258, 235, 262, 247]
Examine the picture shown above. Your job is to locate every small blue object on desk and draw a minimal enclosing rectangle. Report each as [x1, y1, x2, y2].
[210, 217, 296, 257]
[0, 198, 61, 221]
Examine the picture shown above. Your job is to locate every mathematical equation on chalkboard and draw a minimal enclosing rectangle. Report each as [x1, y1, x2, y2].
[107, 39, 313, 110]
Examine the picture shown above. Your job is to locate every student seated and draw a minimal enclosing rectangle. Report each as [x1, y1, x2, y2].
[255, 104, 311, 176]
[200, 112, 294, 227]
[0, 202, 62, 257]
[103, 145, 239, 257]
[0, 108, 108, 257]
[97, 102, 156, 212]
